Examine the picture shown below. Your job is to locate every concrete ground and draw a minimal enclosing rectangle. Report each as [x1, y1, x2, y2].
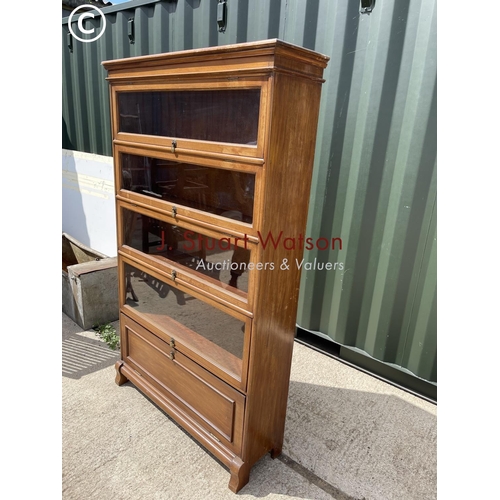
[62, 313, 436, 500]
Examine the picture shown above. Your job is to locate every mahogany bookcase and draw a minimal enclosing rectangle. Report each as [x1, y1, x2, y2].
[103, 39, 328, 492]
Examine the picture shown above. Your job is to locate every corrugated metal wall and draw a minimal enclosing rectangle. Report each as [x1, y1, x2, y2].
[62, 0, 437, 390]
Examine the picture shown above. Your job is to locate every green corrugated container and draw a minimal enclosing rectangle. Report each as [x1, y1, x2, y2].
[62, 0, 437, 400]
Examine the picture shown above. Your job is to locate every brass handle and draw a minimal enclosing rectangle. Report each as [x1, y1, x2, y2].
[168, 350, 175, 361]
[171, 140, 177, 153]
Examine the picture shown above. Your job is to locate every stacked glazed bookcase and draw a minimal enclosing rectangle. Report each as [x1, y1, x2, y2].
[103, 39, 328, 492]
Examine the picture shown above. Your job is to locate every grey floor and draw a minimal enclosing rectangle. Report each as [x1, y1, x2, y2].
[62, 313, 436, 500]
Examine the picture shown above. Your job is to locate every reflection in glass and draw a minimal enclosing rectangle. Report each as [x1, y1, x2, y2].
[122, 207, 250, 292]
[118, 89, 260, 145]
[120, 154, 255, 224]
[124, 263, 245, 359]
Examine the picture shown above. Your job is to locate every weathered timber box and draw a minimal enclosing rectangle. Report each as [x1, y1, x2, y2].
[62, 233, 119, 330]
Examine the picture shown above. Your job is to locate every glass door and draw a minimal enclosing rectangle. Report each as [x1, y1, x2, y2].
[122, 260, 250, 388]
[113, 81, 268, 158]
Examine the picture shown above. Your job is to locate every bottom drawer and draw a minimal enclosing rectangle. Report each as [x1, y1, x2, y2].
[120, 313, 245, 454]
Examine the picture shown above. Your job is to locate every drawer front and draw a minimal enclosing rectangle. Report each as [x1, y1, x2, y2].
[121, 313, 245, 453]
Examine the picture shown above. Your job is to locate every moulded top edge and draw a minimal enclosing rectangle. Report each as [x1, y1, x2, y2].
[102, 39, 329, 72]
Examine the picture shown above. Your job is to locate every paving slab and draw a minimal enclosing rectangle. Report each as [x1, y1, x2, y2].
[285, 345, 437, 500]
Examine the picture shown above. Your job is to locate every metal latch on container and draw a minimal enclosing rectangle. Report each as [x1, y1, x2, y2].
[360, 0, 375, 14]
[217, 0, 227, 32]
[128, 18, 134, 43]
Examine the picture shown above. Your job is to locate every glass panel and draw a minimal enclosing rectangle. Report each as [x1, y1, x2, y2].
[118, 89, 260, 145]
[124, 263, 245, 360]
[120, 153, 255, 224]
[122, 207, 250, 292]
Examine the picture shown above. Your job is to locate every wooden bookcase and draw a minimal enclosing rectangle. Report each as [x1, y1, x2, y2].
[103, 39, 328, 492]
